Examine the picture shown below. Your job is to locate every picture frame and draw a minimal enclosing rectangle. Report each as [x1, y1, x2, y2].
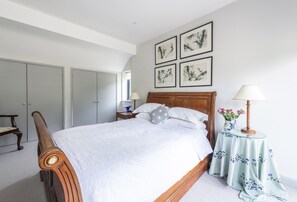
[179, 56, 212, 87]
[154, 64, 176, 88]
[155, 36, 177, 65]
[180, 22, 213, 59]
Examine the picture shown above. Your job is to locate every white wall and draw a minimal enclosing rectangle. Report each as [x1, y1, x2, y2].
[0, 17, 133, 128]
[132, 0, 297, 181]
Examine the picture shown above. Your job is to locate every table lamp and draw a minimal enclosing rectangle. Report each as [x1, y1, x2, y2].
[130, 92, 140, 110]
[233, 85, 266, 135]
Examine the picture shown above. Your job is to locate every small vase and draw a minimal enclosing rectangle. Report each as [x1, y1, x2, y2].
[224, 119, 236, 131]
[124, 106, 131, 112]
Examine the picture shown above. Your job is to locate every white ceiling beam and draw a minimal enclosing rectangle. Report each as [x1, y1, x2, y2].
[0, 0, 136, 55]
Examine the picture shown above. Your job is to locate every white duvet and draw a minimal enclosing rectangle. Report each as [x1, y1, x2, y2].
[52, 118, 212, 202]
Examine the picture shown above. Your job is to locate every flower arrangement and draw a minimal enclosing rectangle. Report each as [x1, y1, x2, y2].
[217, 108, 245, 121]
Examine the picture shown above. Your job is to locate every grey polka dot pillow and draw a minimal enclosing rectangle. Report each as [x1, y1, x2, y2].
[150, 105, 169, 124]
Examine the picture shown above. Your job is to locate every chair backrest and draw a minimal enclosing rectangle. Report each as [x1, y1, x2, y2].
[0, 115, 18, 128]
[0, 115, 19, 135]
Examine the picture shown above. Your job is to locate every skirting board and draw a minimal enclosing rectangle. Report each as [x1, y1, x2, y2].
[281, 175, 297, 189]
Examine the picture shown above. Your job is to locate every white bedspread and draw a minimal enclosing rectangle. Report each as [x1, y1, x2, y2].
[52, 118, 212, 202]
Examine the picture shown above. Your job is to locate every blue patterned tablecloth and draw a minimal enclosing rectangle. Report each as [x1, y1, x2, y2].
[209, 130, 287, 202]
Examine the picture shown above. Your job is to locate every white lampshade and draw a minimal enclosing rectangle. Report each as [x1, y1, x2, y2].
[130, 92, 140, 100]
[233, 85, 266, 101]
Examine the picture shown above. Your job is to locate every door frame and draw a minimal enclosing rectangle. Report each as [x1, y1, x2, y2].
[0, 58, 64, 147]
[71, 68, 118, 126]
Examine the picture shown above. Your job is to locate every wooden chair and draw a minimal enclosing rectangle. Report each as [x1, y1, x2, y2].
[0, 115, 23, 150]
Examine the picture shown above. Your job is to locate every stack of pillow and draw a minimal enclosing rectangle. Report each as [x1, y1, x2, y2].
[133, 103, 208, 129]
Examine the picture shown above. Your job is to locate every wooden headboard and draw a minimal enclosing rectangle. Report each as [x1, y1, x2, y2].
[147, 92, 217, 148]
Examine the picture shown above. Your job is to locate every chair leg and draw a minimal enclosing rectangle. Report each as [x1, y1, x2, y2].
[15, 131, 24, 150]
[40, 170, 44, 182]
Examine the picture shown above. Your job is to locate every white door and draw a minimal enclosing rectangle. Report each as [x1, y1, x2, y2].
[97, 72, 117, 123]
[27, 64, 63, 141]
[72, 69, 117, 126]
[72, 69, 97, 126]
[0, 60, 27, 147]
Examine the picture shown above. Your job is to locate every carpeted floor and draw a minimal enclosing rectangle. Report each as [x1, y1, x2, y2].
[0, 141, 45, 202]
[1, 141, 296, 202]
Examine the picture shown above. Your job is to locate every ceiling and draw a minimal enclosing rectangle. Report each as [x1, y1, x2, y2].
[8, 0, 237, 45]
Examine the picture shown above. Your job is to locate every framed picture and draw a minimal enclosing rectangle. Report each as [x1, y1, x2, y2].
[179, 56, 212, 87]
[154, 64, 176, 88]
[155, 36, 177, 65]
[180, 22, 213, 59]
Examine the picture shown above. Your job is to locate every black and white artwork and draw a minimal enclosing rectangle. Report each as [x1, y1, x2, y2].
[154, 64, 176, 88]
[179, 57, 212, 87]
[155, 36, 177, 65]
[180, 22, 213, 59]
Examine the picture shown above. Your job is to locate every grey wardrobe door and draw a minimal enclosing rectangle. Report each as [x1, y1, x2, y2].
[97, 72, 117, 123]
[72, 70, 97, 126]
[0, 60, 27, 147]
[27, 64, 63, 141]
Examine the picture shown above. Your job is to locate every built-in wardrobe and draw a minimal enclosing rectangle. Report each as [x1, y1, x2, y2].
[0, 59, 63, 147]
[72, 69, 117, 127]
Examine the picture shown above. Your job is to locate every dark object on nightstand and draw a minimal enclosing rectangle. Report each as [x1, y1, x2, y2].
[0, 115, 23, 150]
[124, 105, 132, 112]
[116, 112, 138, 121]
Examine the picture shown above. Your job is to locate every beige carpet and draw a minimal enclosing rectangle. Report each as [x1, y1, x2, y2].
[1, 141, 296, 202]
[0, 141, 45, 202]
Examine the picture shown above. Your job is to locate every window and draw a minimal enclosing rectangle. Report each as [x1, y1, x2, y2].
[122, 70, 131, 100]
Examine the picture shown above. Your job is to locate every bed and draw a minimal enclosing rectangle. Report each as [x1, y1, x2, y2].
[32, 91, 216, 202]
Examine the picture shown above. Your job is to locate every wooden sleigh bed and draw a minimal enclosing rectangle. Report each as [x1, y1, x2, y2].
[32, 91, 216, 202]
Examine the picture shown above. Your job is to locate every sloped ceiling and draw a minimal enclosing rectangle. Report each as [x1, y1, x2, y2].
[0, 0, 237, 71]
[6, 0, 237, 45]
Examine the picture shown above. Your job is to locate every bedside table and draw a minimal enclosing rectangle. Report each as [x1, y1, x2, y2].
[209, 130, 287, 201]
[116, 112, 137, 121]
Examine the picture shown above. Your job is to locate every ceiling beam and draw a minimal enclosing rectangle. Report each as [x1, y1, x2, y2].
[0, 0, 136, 55]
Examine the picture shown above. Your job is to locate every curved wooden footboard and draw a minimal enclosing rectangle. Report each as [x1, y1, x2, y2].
[32, 111, 83, 202]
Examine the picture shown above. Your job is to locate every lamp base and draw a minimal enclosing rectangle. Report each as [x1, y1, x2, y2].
[241, 128, 256, 135]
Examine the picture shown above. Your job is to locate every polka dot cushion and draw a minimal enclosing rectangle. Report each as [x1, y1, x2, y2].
[150, 105, 169, 124]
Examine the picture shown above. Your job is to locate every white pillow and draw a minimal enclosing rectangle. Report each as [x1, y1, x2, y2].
[135, 112, 151, 121]
[133, 103, 162, 113]
[168, 107, 208, 125]
[164, 118, 206, 130]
